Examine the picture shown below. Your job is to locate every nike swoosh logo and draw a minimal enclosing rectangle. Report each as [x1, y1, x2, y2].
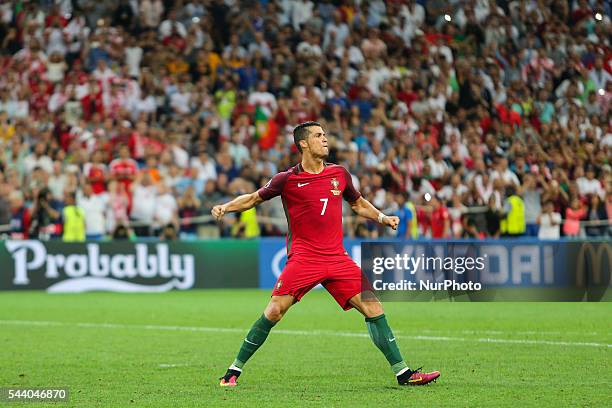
[244, 338, 258, 346]
[409, 377, 423, 383]
[389, 337, 396, 342]
[297, 182, 310, 187]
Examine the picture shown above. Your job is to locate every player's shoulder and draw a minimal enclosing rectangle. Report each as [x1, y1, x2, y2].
[274, 165, 299, 179]
[262, 166, 297, 191]
[324, 163, 351, 176]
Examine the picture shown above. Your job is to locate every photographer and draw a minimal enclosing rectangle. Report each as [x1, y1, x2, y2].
[28, 188, 60, 240]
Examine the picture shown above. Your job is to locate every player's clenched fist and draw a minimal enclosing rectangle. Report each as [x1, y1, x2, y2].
[211, 205, 227, 220]
[384, 215, 400, 230]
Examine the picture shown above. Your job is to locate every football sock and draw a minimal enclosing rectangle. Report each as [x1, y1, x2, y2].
[365, 314, 408, 375]
[232, 314, 277, 369]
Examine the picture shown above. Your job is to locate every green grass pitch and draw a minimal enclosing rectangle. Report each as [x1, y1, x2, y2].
[0, 290, 610, 407]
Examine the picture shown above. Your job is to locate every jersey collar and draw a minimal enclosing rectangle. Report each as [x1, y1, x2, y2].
[296, 162, 328, 175]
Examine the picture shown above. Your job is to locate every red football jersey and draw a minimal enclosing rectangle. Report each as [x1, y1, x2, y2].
[430, 206, 450, 238]
[109, 158, 138, 191]
[258, 163, 361, 257]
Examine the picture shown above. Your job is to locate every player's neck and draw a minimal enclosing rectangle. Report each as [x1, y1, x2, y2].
[300, 155, 325, 175]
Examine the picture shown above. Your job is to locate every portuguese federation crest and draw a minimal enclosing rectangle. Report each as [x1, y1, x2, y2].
[330, 178, 341, 195]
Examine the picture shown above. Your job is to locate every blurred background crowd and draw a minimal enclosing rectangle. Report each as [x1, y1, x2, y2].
[0, 0, 610, 241]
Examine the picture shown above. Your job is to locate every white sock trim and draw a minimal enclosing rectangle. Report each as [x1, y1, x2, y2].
[229, 364, 242, 372]
[396, 367, 411, 377]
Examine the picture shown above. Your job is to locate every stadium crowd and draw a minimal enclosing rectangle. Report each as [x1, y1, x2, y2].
[0, 0, 610, 241]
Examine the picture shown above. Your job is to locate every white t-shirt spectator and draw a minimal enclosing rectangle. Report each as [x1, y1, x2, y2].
[46, 28, 66, 56]
[134, 95, 157, 117]
[296, 41, 323, 58]
[400, 3, 425, 27]
[426, 157, 449, 179]
[170, 90, 191, 114]
[437, 184, 469, 202]
[248, 91, 277, 117]
[223, 44, 247, 60]
[323, 21, 350, 50]
[125, 46, 143, 78]
[190, 156, 217, 182]
[248, 41, 272, 60]
[490, 169, 520, 186]
[154, 192, 177, 227]
[140, 0, 164, 28]
[589, 68, 611, 92]
[24, 154, 54, 175]
[158, 19, 186, 39]
[48, 173, 68, 200]
[538, 212, 562, 239]
[171, 145, 190, 168]
[334, 45, 365, 66]
[79, 193, 108, 235]
[229, 143, 250, 169]
[47, 61, 67, 83]
[131, 184, 157, 222]
[292, 0, 313, 30]
[576, 177, 605, 198]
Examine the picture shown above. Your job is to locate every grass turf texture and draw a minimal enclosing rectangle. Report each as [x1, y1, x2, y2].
[0, 290, 610, 407]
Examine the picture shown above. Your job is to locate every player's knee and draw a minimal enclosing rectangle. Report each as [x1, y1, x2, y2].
[264, 302, 287, 322]
[363, 301, 384, 318]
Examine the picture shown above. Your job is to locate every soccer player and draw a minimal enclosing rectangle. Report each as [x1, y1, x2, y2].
[213, 122, 440, 386]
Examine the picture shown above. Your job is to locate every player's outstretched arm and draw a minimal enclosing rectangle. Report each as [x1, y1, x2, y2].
[349, 196, 399, 230]
[211, 192, 264, 221]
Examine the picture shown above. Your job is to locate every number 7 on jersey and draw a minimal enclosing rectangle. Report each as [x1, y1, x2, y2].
[319, 198, 328, 215]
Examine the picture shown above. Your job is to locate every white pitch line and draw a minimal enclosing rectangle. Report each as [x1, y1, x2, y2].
[418, 328, 602, 336]
[0, 320, 610, 349]
[158, 363, 191, 368]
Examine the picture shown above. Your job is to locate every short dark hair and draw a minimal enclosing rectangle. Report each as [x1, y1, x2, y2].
[293, 121, 321, 153]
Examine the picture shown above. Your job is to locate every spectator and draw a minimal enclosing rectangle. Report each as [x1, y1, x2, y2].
[521, 174, 542, 237]
[110, 145, 138, 194]
[62, 191, 85, 242]
[585, 194, 608, 237]
[537, 201, 562, 240]
[0, 183, 10, 225]
[178, 185, 201, 239]
[112, 223, 134, 240]
[191, 150, 217, 184]
[78, 182, 108, 240]
[502, 186, 526, 237]
[24, 142, 53, 175]
[48, 161, 68, 201]
[231, 207, 261, 239]
[576, 166, 605, 198]
[159, 9, 186, 40]
[28, 188, 60, 240]
[564, 197, 587, 238]
[438, 174, 468, 202]
[83, 150, 108, 194]
[140, 0, 164, 30]
[8, 190, 30, 239]
[107, 180, 129, 235]
[462, 216, 483, 239]
[160, 223, 178, 240]
[429, 195, 450, 239]
[395, 192, 418, 239]
[129, 172, 157, 236]
[484, 196, 503, 238]
[0, 0, 608, 241]
[448, 194, 467, 238]
[154, 182, 178, 234]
